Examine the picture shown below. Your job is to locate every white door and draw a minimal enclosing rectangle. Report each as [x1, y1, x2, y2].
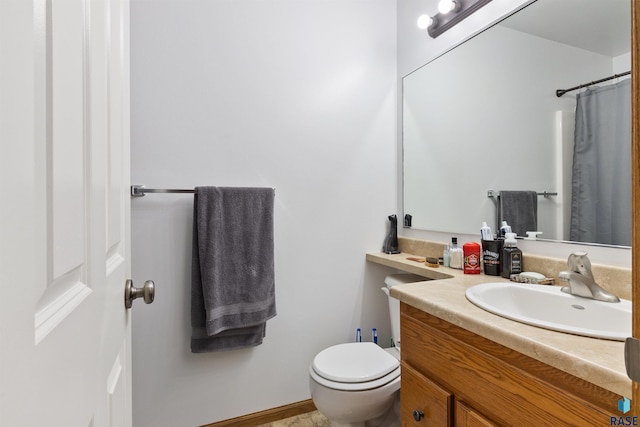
[0, 1, 138, 426]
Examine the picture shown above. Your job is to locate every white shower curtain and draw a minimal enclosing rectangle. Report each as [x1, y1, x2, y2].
[570, 78, 631, 246]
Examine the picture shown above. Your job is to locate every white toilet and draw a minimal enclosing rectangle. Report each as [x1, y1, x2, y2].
[308, 274, 426, 427]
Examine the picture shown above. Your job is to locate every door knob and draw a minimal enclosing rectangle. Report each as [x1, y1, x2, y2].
[124, 279, 155, 309]
[413, 409, 424, 422]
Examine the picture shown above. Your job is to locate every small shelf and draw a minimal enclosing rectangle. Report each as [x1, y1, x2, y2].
[366, 252, 455, 281]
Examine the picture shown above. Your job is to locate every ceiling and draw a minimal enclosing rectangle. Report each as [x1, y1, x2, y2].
[500, 0, 630, 58]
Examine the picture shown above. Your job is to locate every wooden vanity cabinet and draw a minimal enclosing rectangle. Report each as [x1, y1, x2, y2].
[400, 303, 620, 426]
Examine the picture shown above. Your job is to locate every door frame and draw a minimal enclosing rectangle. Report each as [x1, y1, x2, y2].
[632, 0, 639, 415]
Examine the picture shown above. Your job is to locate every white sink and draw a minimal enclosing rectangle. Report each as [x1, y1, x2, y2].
[465, 282, 631, 341]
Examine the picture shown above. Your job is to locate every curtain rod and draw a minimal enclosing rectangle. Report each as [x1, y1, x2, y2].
[556, 70, 630, 97]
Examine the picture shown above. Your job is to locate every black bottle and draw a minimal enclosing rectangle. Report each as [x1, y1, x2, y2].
[501, 233, 522, 278]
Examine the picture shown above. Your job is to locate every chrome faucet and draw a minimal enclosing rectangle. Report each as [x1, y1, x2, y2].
[559, 252, 620, 303]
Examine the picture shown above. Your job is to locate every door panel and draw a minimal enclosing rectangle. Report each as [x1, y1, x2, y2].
[36, 0, 90, 346]
[0, 1, 132, 426]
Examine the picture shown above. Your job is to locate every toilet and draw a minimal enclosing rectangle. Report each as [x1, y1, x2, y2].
[308, 274, 426, 427]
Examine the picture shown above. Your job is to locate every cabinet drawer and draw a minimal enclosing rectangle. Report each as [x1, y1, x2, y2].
[456, 401, 498, 427]
[401, 362, 453, 427]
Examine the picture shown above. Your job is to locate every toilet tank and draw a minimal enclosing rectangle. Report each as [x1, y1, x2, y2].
[382, 274, 429, 349]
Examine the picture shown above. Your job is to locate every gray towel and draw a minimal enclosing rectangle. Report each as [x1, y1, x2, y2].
[191, 187, 276, 353]
[498, 190, 538, 237]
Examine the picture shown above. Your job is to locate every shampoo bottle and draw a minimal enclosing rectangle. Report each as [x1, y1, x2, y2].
[501, 233, 522, 278]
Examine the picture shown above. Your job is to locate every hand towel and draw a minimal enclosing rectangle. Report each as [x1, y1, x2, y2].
[498, 190, 538, 237]
[191, 187, 276, 353]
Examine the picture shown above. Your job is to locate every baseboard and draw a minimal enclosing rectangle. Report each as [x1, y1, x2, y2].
[200, 399, 317, 427]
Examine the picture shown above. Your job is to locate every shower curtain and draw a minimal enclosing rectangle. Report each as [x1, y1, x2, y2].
[570, 78, 631, 246]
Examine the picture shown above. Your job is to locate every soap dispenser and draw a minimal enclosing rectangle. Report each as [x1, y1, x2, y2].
[382, 214, 401, 254]
[501, 232, 522, 278]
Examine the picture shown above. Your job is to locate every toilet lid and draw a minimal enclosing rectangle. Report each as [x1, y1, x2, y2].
[312, 342, 399, 383]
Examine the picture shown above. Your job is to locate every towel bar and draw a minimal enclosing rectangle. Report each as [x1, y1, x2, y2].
[487, 190, 557, 198]
[131, 185, 275, 197]
[131, 185, 194, 197]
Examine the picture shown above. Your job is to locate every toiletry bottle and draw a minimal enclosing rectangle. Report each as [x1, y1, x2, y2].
[499, 221, 512, 238]
[463, 242, 481, 274]
[443, 244, 451, 267]
[501, 233, 522, 278]
[480, 222, 493, 240]
[449, 237, 463, 269]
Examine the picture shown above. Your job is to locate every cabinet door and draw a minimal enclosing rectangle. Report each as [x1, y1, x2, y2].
[402, 363, 453, 426]
[455, 401, 498, 427]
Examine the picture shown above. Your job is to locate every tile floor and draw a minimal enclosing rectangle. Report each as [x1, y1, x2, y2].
[256, 411, 330, 427]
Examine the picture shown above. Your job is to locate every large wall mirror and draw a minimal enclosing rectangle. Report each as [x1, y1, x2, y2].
[403, 0, 631, 246]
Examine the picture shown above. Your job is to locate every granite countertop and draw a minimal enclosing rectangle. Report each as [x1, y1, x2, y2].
[366, 251, 631, 398]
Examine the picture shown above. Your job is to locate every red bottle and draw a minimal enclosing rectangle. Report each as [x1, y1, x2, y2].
[463, 242, 481, 274]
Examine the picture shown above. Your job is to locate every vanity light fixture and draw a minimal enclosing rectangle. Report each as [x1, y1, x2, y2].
[416, 14, 433, 30]
[418, 0, 492, 39]
[437, 0, 458, 14]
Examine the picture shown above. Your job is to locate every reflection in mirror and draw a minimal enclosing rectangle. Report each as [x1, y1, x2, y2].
[403, 0, 630, 246]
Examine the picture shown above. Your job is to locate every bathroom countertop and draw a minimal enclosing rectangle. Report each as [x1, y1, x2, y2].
[366, 251, 631, 398]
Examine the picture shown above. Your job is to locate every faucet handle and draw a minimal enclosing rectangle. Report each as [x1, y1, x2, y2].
[558, 271, 571, 282]
[567, 252, 594, 279]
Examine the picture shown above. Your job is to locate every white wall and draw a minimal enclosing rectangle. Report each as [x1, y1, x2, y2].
[130, 1, 397, 426]
[130, 1, 631, 425]
[397, 0, 632, 268]
[614, 52, 631, 74]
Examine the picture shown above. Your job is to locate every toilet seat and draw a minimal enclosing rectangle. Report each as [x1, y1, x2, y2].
[310, 343, 400, 391]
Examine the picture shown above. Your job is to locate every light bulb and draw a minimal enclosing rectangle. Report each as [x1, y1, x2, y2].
[438, 0, 456, 14]
[416, 14, 433, 30]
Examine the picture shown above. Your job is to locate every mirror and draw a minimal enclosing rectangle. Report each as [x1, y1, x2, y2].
[403, 0, 631, 246]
